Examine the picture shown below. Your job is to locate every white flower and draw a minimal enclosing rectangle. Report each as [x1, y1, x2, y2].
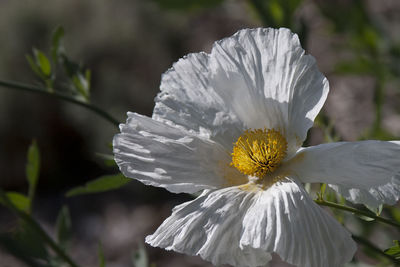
[113, 28, 400, 267]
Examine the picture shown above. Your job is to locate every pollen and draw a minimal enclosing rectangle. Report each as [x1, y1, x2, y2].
[231, 128, 287, 178]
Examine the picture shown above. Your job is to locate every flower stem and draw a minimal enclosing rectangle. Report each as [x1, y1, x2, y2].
[352, 235, 400, 265]
[314, 199, 400, 229]
[0, 190, 80, 267]
[0, 79, 120, 128]
[18, 209, 80, 267]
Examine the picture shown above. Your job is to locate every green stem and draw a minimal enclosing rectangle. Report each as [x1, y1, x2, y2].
[0, 190, 80, 267]
[315, 199, 400, 229]
[0, 79, 119, 128]
[19, 210, 79, 267]
[352, 235, 400, 265]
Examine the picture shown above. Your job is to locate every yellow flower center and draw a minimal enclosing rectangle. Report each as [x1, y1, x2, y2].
[231, 128, 287, 178]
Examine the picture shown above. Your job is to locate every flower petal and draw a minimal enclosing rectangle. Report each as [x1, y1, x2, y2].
[146, 178, 356, 267]
[288, 141, 400, 209]
[210, 28, 328, 154]
[153, 50, 244, 150]
[146, 188, 272, 267]
[154, 28, 328, 155]
[240, 178, 356, 267]
[113, 112, 246, 194]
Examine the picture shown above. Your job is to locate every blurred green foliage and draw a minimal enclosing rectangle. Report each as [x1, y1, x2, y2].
[132, 244, 155, 267]
[56, 206, 72, 250]
[152, 0, 224, 10]
[385, 240, 400, 260]
[26, 26, 91, 102]
[98, 243, 106, 267]
[65, 173, 130, 197]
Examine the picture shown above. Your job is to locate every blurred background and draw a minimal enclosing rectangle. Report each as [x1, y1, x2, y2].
[1, 0, 400, 266]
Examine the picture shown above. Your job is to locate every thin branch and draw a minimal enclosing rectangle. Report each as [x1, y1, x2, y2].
[0, 190, 80, 267]
[0, 79, 120, 128]
[352, 235, 400, 265]
[315, 199, 400, 229]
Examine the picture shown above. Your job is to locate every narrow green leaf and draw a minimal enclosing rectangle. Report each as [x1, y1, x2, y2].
[85, 69, 91, 92]
[0, 192, 30, 213]
[384, 240, 400, 259]
[66, 174, 131, 197]
[365, 203, 383, 215]
[55, 206, 72, 249]
[132, 244, 148, 267]
[26, 140, 40, 207]
[51, 26, 65, 63]
[98, 243, 106, 267]
[72, 73, 89, 101]
[357, 214, 375, 222]
[320, 183, 327, 197]
[95, 153, 117, 167]
[34, 49, 51, 77]
[26, 54, 43, 78]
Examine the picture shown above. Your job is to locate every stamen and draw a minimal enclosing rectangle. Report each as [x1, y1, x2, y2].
[231, 128, 287, 178]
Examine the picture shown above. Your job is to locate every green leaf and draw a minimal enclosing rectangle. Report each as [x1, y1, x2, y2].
[153, 0, 223, 10]
[14, 222, 49, 260]
[357, 214, 375, 222]
[66, 174, 131, 197]
[360, 26, 379, 51]
[0, 192, 30, 213]
[384, 240, 400, 259]
[0, 233, 48, 267]
[390, 207, 400, 223]
[85, 69, 91, 91]
[55, 206, 71, 249]
[268, 1, 284, 25]
[33, 49, 52, 77]
[249, 0, 302, 28]
[364, 203, 383, 215]
[51, 26, 65, 63]
[320, 183, 327, 196]
[98, 243, 106, 267]
[26, 54, 43, 78]
[132, 244, 149, 267]
[26, 140, 40, 207]
[72, 73, 90, 101]
[95, 153, 117, 167]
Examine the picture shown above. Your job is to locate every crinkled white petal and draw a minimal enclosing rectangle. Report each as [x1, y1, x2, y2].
[154, 28, 328, 155]
[288, 141, 400, 210]
[240, 178, 356, 267]
[146, 178, 356, 267]
[113, 112, 247, 194]
[146, 188, 272, 267]
[153, 52, 244, 149]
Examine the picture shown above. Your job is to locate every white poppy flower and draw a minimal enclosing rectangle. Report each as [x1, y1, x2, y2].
[113, 28, 400, 267]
